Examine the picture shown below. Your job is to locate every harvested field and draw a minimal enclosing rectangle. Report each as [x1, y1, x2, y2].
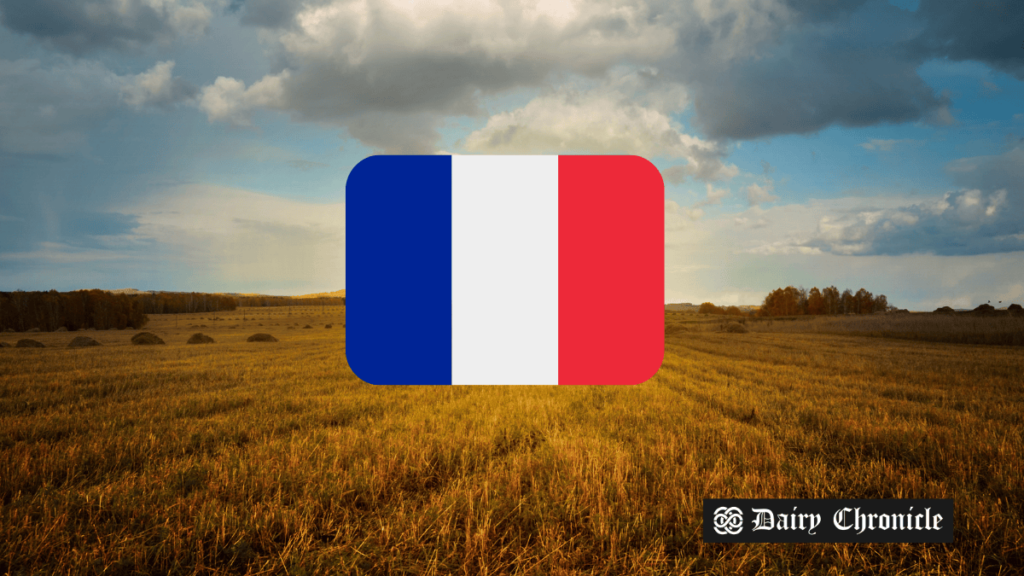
[0, 307, 1020, 575]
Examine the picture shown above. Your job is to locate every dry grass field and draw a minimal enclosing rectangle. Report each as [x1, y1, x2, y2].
[1, 307, 1022, 575]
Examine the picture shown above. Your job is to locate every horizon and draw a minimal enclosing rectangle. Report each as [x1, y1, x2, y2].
[1, 0, 1022, 310]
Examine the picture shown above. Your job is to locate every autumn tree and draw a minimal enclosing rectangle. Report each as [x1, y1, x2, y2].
[855, 288, 874, 314]
[807, 287, 825, 315]
[760, 286, 803, 317]
[699, 302, 721, 315]
[823, 286, 840, 315]
[874, 294, 889, 312]
[758, 285, 893, 317]
[840, 289, 854, 314]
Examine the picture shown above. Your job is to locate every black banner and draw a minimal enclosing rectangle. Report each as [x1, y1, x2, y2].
[703, 499, 954, 543]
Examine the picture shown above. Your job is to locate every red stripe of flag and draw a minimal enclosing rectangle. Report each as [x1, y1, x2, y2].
[557, 155, 665, 385]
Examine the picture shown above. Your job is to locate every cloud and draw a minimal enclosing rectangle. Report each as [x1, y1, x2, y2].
[658, 0, 956, 140]
[664, 190, 1024, 310]
[746, 183, 778, 206]
[666, 182, 731, 225]
[345, 111, 444, 154]
[0, 184, 346, 293]
[858, 138, 922, 152]
[696, 183, 730, 208]
[0, 57, 123, 154]
[233, 142, 328, 170]
[227, 0, 302, 28]
[745, 161, 778, 206]
[0, 0, 217, 54]
[196, 0, 1019, 151]
[758, 162, 1022, 256]
[120, 61, 197, 109]
[197, 70, 289, 126]
[121, 184, 346, 290]
[981, 80, 1001, 94]
[0, 57, 202, 154]
[909, 0, 1024, 80]
[464, 78, 738, 181]
[0, 241, 130, 263]
[945, 146, 1024, 191]
[665, 198, 704, 226]
[199, 0, 677, 150]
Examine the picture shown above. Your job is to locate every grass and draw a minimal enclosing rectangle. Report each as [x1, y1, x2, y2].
[0, 307, 1022, 574]
[684, 311, 1024, 346]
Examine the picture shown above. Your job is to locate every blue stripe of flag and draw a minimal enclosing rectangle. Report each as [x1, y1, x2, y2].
[346, 155, 453, 385]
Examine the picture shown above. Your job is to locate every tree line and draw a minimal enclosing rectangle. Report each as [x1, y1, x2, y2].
[697, 303, 750, 316]
[236, 296, 346, 308]
[133, 292, 238, 315]
[759, 286, 890, 317]
[0, 290, 149, 332]
[0, 290, 349, 332]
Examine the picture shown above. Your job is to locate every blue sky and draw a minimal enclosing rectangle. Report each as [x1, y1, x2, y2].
[0, 0, 1022, 310]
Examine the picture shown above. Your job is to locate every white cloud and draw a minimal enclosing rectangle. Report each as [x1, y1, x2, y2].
[121, 184, 345, 289]
[734, 185, 1020, 257]
[745, 182, 778, 206]
[198, 70, 290, 126]
[197, 0, 679, 149]
[463, 78, 738, 181]
[664, 195, 1024, 310]
[120, 60, 196, 109]
[696, 183, 729, 207]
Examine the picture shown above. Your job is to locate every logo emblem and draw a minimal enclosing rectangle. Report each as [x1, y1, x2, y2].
[713, 506, 744, 535]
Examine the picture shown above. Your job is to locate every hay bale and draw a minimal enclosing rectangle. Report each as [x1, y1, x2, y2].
[3, 328, 13, 333]
[27, 327, 40, 333]
[933, 306, 956, 315]
[303, 325, 312, 329]
[724, 322, 748, 333]
[972, 303, 997, 316]
[56, 326, 68, 332]
[247, 333, 278, 342]
[0, 341, 10, 348]
[16, 339, 45, 348]
[187, 333, 215, 344]
[131, 332, 165, 345]
[325, 324, 332, 329]
[68, 336, 101, 348]
[1008, 303, 1023, 316]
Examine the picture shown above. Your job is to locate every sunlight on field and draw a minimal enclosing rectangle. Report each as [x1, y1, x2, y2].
[1, 309, 1022, 574]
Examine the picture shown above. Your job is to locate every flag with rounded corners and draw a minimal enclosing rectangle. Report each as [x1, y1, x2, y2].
[346, 155, 664, 385]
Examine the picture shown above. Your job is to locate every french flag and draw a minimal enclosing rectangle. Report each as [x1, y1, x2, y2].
[346, 155, 664, 385]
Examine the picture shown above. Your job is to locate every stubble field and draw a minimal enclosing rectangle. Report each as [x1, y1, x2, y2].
[1, 307, 1022, 575]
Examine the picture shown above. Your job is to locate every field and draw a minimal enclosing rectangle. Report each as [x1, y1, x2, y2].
[1, 307, 1022, 574]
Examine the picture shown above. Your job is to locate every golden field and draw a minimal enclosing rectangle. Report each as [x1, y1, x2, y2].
[1, 307, 1022, 575]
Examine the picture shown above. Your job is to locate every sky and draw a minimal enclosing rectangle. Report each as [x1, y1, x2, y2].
[0, 0, 1021, 310]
